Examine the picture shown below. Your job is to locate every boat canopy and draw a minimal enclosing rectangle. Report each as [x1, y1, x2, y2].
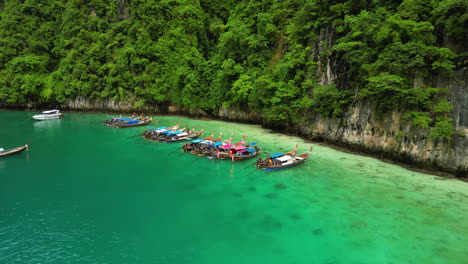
[275, 155, 292, 162]
[42, 110, 59, 114]
[270, 153, 283, 158]
[168, 131, 182, 135]
[127, 120, 139, 125]
[245, 148, 256, 152]
[118, 118, 133, 121]
[234, 145, 246, 150]
[220, 144, 233, 149]
[192, 139, 203, 143]
[214, 142, 224, 147]
[156, 127, 166, 130]
[200, 140, 213, 144]
[249, 142, 258, 146]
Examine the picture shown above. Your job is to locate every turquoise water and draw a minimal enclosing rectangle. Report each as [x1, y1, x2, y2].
[1, 110, 467, 264]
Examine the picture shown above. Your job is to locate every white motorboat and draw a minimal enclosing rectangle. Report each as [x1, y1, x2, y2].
[32, 110, 64, 121]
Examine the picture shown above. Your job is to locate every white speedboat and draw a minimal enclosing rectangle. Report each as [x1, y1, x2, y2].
[32, 110, 64, 121]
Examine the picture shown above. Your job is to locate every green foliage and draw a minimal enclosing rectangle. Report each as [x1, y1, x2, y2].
[0, 0, 462, 140]
[312, 84, 347, 116]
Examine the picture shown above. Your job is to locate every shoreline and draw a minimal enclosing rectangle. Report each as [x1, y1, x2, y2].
[2, 107, 467, 181]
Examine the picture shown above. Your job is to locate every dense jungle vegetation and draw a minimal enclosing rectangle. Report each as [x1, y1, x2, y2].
[0, 0, 466, 139]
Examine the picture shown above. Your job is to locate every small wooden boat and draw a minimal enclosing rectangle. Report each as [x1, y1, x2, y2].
[256, 146, 312, 171]
[103, 113, 136, 125]
[215, 142, 259, 161]
[0, 144, 28, 158]
[33, 110, 64, 120]
[231, 143, 260, 161]
[163, 127, 204, 143]
[114, 117, 152, 128]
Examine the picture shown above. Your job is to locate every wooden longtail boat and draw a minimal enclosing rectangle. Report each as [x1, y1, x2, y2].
[183, 131, 214, 153]
[164, 127, 205, 143]
[257, 146, 313, 171]
[114, 118, 152, 128]
[231, 143, 260, 161]
[143, 121, 181, 141]
[0, 144, 28, 158]
[215, 142, 260, 161]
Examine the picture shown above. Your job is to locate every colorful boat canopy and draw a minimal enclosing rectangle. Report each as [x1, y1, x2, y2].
[249, 143, 258, 146]
[169, 131, 182, 135]
[127, 120, 139, 125]
[221, 144, 233, 149]
[192, 139, 203, 143]
[214, 142, 224, 147]
[156, 127, 167, 130]
[118, 118, 133, 121]
[234, 145, 246, 150]
[245, 148, 256, 152]
[269, 153, 283, 158]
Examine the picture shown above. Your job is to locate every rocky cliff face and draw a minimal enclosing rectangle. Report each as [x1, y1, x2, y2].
[296, 101, 468, 177]
[62, 95, 162, 112]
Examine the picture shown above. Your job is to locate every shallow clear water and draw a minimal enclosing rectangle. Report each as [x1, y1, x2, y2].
[1, 110, 467, 264]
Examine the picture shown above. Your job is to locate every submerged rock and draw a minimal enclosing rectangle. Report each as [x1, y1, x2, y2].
[275, 184, 287, 190]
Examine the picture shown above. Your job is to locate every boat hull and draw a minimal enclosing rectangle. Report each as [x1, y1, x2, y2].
[261, 152, 311, 171]
[0, 145, 28, 158]
[114, 120, 151, 128]
[32, 113, 64, 120]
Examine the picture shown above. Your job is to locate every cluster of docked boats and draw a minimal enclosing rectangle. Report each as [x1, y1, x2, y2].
[103, 113, 152, 128]
[137, 120, 313, 171]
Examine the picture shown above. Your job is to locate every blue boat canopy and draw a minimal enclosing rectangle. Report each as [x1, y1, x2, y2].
[169, 131, 182, 135]
[156, 126, 166, 130]
[161, 130, 172, 134]
[245, 148, 256, 152]
[118, 118, 132, 121]
[249, 143, 258, 146]
[214, 142, 223, 147]
[192, 139, 203, 143]
[269, 153, 283, 158]
[127, 120, 139, 125]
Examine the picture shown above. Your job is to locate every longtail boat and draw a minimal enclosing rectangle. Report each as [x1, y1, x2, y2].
[215, 142, 260, 161]
[163, 127, 204, 143]
[115, 117, 152, 128]
[183, 131, 214, 153]
[0, 144, 29, 158]
[143, 121, 181, 141]
[256, 146, 313, 171]
[231, 143, 260, 161]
